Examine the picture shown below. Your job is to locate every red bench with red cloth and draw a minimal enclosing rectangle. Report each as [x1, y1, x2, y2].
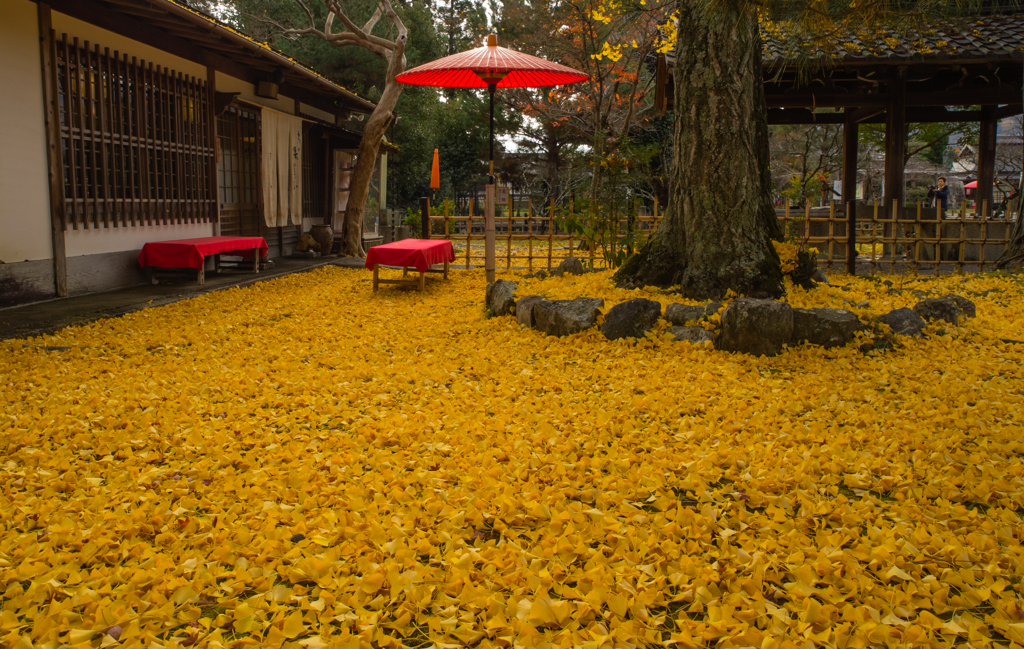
[364, 239, 456, 291]
[139, 236, 268, 284]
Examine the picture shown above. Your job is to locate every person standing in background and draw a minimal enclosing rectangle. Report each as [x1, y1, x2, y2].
[928, 177, 950, 217]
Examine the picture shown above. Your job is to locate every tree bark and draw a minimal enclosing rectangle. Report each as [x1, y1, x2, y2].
[996, 206, 1024, 270]
[615, 3, 783, 299]
[341, 39, 406, 256]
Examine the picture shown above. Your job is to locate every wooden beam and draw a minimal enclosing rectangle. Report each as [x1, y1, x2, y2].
[768, 106, 998, 125]
[38, 3, 67, 297]
[883, 69, 907, 209]
[993, 104, 1024, 120]
[976, 105, 998, 213]
[766, 86, 1022, 109]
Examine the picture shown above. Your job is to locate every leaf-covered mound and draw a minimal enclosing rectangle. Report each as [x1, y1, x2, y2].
[2, 267, 1024, 649]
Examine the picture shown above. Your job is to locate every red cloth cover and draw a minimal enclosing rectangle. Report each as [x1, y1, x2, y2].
[365, 239, 456, 273]
[139, 236, 268, 270]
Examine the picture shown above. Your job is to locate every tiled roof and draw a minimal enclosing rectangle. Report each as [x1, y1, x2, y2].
[761, 14, 1024, 65]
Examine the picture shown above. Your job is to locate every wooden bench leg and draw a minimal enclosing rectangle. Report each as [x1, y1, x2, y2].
[373, 264, 379, 292]
[252, 248, 259, 273]
[444, 259, 449, 280]
[215, 254, 222, 274]
[145, 266, 159, 285]
[419, 271, 425, 291]
[198, 267, 205, 284]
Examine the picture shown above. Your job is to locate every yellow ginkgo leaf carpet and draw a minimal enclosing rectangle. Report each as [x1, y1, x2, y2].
[2, 267, 1024, 649]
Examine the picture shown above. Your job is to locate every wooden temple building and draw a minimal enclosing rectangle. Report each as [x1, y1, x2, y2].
[1, 0, 388, 307]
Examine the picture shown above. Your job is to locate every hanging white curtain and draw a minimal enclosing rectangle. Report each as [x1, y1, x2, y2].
[261, 108, 303, 227]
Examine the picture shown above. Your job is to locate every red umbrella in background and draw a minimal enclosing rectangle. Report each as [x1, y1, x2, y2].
[396, 35, 588, 281]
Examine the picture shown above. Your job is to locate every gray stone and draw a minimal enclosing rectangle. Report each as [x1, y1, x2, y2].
[666, 302, 720, 326]
[877, 307, 927, 337]
[665, 303, 706, 326]
[948, 294, 977, 318]
[533, 298, 605, 337]
[515, 295, 544, 328]
[791, 308, 864, 348]
[913, 297, 964, 325]
[811, 269, 829, 285]
[485, 280, 517, 317]
[601, 299, 662, 341]
[667, 326, 715, 345]
[534, 270, 548, 280]
[557, 257, 586, 276]
[717, 298, 794, 357]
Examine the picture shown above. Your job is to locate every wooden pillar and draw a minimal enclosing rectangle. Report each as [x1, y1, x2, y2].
[883, 69, 907, 210]
[38, 3, 68, 297]
[976, 105, 998, 215]
[206, 65, 221, 235]
[841, 111, 859, 205]
[323, 136, 333, 225]
[843, 111, 859, 275]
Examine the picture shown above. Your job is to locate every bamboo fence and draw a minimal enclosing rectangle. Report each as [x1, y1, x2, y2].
[422, 195, 1015, 274]
[777, 198, 1015, 274]
[427, 197, 664, 271]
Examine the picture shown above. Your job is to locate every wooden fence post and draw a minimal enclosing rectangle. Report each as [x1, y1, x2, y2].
[847, 201, 856, 275]
[421, 197, 430, 239]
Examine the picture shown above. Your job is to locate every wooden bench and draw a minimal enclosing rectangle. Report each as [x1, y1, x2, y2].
[139, 236, 268, 284]
[364, 239, 456, 292]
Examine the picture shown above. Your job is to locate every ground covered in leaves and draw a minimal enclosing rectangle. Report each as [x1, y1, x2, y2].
[2, 267, 1024, 649]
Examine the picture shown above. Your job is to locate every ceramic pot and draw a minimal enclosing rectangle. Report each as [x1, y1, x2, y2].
[310, 224, 334, 255]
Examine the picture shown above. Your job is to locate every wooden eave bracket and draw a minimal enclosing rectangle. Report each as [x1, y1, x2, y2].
[215, 91, 240, 116]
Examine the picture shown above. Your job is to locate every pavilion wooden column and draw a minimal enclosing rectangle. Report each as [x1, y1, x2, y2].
[883, 69, 907, 210]
[976, 105, 998, 214]
[842, 110, 859, 274]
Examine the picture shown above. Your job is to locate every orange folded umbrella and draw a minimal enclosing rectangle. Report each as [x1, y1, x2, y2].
[430, 149, 440, 190]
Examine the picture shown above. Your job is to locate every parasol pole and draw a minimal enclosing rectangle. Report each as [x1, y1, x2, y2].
[486, 82, 496, 282]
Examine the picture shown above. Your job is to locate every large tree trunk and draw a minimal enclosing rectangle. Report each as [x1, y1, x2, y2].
[996, 202, 1024, 270]
[614, 3, 783, 299]
[341, 44, 406, 256]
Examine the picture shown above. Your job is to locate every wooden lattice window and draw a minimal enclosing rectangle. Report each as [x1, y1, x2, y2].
[55, 34, 216, 229]
[302, 123, 327, 221]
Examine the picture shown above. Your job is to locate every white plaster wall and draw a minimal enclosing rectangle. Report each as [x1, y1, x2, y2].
[0, 0, 55, 264]
[299, 102, 336, 123]
[51, 13, 206, 79]
[65, 223, 214, 257]
[215, 71, 296, 114]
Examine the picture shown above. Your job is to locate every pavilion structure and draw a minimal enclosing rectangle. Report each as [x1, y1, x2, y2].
[657, 13, 1024, 271]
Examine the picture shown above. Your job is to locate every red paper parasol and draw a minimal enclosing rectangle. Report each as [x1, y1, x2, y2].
[396, 36, 589, 90]
[396, 35, 586, 282]
[397, 35, 588, 177]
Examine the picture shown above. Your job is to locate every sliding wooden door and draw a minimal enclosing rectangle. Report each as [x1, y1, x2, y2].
[216, 105, 261, 237]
